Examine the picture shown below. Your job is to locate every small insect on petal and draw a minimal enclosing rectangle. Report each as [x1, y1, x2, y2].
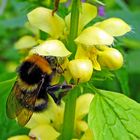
[95, 18, 131, 36]
[30, 40, 71, 57]
[68, 59, 93, 82]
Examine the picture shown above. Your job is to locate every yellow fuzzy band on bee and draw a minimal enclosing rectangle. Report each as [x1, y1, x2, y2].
[18, 78, 38, 91]
[25, 55, 52, 74]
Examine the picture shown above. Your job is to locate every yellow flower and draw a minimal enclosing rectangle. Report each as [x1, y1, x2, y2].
[29, 124, 60, 140]
[65, 3, 97, 34]
[74, 17, 131, 71]
[75, 94, 94, 137]
[27, 7, 65, 39]
[95, 17, 131, 37]
[98, 47, 124, 70]
[15, 35, 38, 50]
[68, 59, 93, 83]
[29, 39, 71, 57]
[27, 3, 97, 40]
[75, 17, 131, 46]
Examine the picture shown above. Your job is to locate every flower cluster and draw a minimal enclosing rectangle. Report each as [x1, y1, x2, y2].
[9, 1, 131, 140]
[8, 94, 94, 140]
[15, 3, 131, 83]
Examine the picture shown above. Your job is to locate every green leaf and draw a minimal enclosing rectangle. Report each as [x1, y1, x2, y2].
[115, 67, 130, 96]
[88, 89, 140, 140]
[0, 78, 29, 140]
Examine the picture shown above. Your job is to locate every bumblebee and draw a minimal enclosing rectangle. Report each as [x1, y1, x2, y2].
[6, 54, 72, 126]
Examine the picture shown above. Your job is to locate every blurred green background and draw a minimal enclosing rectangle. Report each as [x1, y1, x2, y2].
[0, 0, 140, 139]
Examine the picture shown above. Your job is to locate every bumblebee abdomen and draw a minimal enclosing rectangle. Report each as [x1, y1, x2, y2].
[19, 61, 43, 85]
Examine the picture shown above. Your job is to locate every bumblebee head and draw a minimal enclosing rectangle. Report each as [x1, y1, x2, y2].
[45, 56, 65, 70]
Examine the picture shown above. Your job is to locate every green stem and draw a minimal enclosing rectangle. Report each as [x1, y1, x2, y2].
[68, 0, 80, 59]
[60, 0, 80, 140]
[60, 89, 78, 140]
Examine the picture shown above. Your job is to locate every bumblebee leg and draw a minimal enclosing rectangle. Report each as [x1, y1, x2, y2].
[47, 84, 74, 104]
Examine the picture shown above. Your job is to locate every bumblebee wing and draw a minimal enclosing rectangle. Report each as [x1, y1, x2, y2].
[6, 76, 46, 126]
[6, 81, 19, 119]
[15, 89, 36, 126]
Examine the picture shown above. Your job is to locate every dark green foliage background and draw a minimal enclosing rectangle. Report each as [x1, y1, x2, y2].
[0, 0, 140, 139]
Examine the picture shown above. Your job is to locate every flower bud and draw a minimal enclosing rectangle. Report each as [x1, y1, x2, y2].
[98, 48, 123, 70]
[68, 59, 93, 82]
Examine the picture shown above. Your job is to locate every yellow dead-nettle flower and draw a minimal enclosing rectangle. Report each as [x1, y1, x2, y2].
[68, 59, 93, 83]
[98, 47, 124, 70]
[74, 17, 131, 71]
[29, 39, 71, 57]
[27, 3, 97, 40]
[75, 17, 131, 46]
[29, 124, 60, 140]
[95, 17, 131, 37]
[75, 94, 94, 136]
[75, 46, 101, 71]
[65, 3, 97, 34]
[15, 35, 38, 50]
[27, 7, 65, 39]
[75, 26, 114, 46]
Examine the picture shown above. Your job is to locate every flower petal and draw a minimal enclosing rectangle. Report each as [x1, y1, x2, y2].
[27, 7, 65, 39]
[30, 40, 71, 57]
[80, 129, 94, 140]
[79, 3, 97, 32]
[76, 94, 94, 119]
[75, 26, 114, 46]
[98, 47, 124, 70]
[76, 120, 88, 135]
[95, 17, 131, 36]
[90, 55, 101, 71]
[68, 59, 93, 82]
[15, 36, 38, 50]
[75, 46, 89, 59]
[7, 135, 30, 140]
[25, 22, 39, 37]
[29, 124, 60, 140]
[65, 3, 97, 34]
[89, 47, 101, 71]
